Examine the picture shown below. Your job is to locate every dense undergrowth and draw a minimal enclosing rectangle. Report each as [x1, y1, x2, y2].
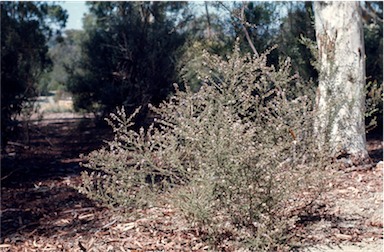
[78, 44, 331, 250]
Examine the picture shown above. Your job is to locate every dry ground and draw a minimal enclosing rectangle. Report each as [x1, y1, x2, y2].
[1, 109, 382, 251]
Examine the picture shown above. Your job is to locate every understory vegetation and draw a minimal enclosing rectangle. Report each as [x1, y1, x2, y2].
[2, 2, 382, 251]
[78, 45, 331, 250]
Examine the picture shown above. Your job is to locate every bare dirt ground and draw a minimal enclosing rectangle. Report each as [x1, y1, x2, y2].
[1, 111, 382, 251]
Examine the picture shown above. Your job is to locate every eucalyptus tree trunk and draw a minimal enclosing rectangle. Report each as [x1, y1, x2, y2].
[313, 2, 369, 163]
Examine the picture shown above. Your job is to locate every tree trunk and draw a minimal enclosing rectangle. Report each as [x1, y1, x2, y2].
[313, 2, 369, 163]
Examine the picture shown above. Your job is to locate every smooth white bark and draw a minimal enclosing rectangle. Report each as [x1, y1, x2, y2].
[314, 2, 368, 159]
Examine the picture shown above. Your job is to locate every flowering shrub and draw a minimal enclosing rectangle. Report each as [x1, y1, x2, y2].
[78, 43, 329, 250]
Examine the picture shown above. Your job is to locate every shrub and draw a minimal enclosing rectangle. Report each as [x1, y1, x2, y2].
[78, 43, 329, 250]
[365, 80, 383, 133]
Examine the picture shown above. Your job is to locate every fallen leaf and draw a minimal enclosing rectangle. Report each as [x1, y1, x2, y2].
[78, 213, 95, 220]
[334, 233, 352, 240]
[115, 222, 136, 232]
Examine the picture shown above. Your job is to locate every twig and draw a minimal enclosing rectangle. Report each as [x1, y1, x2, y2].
[1, 167, 23, 181]
[241, 2, 259, 57]
[101, 219, 118, 229]
[78, 241, 87, 252]
[344, 164, 374, 173]
[7, 141, 28, 149]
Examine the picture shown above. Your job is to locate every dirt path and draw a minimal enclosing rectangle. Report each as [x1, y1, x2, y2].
[1, 112, 383, 251]
[1, 113, 112, 245]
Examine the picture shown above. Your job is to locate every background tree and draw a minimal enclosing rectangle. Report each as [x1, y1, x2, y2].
[176, 2, 233, 91]
[277, 2, 317, 81]
[1, 2, 67, 149]
[38, 29, 84, 96]
[216, 1, 317, 84]
[54, 1, 380, 136]
[314, 2, 369, 162]
[361, 2, 383, 133]
[217, 2, 280, 62]
[178, 1, 283, 92]
[66, 2, 188, 122]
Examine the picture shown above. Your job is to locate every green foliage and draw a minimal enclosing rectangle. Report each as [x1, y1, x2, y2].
[181, 2, 318, 92]
[217, 2, 281, 64]
[364, 19, 383, 131]
[365, 23, 383, 83]
[177, 3, 234, 92]
[79, 44, 329, 250]
[1, 2, 67, 148]
[37, 29, 84, 95]
[365, 80, 383, 132]
[66, 2, 187, 120]
[277, 2, 318, 81]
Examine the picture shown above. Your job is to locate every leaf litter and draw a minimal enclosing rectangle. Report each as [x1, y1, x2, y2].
[1, 113, 382, 251]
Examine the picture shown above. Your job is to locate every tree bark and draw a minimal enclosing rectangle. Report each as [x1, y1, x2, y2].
[313, 2, 369, 163]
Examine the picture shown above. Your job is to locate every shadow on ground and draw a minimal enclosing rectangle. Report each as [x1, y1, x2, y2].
[1, 113, 382, 246]
[1, 115, 113, 242]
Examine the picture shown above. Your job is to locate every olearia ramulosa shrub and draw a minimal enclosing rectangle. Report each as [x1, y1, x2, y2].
[78, 43, 330, 251]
